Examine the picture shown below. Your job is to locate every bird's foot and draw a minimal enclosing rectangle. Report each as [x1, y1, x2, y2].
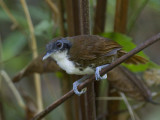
[95, 64, 109, 81]
[73, 75, 89, 96]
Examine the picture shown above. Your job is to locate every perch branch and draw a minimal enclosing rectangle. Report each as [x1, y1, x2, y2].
[32, 33, 160, 120]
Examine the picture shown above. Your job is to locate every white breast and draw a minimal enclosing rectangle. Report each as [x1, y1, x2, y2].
[51, 51, 94, 75]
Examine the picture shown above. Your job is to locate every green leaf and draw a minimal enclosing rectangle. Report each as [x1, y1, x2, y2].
[28, 5, 49, 21]
[0, 8, 28, 29]
[2, 31, 27, 61]
[35, 20, 54, 39]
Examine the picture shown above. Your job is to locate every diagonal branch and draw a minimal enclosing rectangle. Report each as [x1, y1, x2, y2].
[31, 33, 160, 120]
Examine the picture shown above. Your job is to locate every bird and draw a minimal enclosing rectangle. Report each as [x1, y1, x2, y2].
[43, 35, 147, 95]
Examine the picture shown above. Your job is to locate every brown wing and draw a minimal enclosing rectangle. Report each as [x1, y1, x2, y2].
[118, 50, 147, 64]
[69, 35, 121, 61]
[69, 35, 147, 65]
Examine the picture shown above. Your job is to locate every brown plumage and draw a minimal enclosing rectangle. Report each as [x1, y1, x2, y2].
[66, 35, 147, 68]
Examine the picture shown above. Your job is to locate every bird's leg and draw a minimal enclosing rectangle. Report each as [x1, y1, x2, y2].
[73, 75, 90, 96]
[95, 64, 109, 81]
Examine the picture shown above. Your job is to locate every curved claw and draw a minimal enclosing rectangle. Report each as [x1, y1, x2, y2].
[95, 65, 108, 81]
[95, 73, 107, 81]
[73, 81, 87, 96]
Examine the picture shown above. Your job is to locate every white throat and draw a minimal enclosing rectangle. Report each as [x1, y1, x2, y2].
[50, 51, 94, 75]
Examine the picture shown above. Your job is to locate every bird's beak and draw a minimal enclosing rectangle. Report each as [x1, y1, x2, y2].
[43, 52, 52, 60]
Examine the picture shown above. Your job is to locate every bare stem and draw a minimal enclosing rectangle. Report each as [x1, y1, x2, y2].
[0, 70, 25, 109]
[93, 0, 107, 34]
[120, 92, 136, 120]
[0, 0, 19, 29]
[45, 0, 59, 25]
[127, 0, 149, 33]
[114, 0, 128, 33]
[79, 0, 96, 120]
[93, 0, 108, 116]
[20, 0, 43, 113]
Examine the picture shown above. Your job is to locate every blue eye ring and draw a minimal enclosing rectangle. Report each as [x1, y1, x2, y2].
[56, 41, 62, 48]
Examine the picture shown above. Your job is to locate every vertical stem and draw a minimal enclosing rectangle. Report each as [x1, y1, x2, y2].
[0, 98, 5, 120]
[0, 35, 5, 120]
[79, 0, 96, 120]
[65, 0, 75, 36]
[107, 0, 129, 120]
[58, 0, 67, 36]
[79, 0, 90, 35]
[114, 0, 128, 33]
[72, 0, 81, 35]
[93, 0, 108, 116]
[20, 0, 43, 113]
[72, 1, 88, 120]
[64, 0, 82, 120]
[45, 0, 59, 25]
[61, 73, 74, 120]
[93, 0, 107, 34]
[107, 86, 120, 120]
[79, 94, 88, 120]
[0, 35, 2, 69]
[58, 0, 75, 120]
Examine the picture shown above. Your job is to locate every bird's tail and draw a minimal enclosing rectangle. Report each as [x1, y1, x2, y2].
[118, 50, 148, 64]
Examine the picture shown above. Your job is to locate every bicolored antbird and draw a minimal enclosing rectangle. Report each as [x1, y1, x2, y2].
[43, 35, 147, 95]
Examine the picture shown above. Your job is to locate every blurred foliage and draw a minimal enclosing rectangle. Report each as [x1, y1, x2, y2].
[0, 0, 160, 120]
[0, 2, 55, 74]
[2, 31, 26, 61]
[0, 1, 63, 120]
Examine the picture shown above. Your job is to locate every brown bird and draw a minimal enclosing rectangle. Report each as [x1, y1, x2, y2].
[43, 35, 147, 95]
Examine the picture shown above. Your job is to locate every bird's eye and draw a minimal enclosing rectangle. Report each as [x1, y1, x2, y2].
[56, 42, 62, 48]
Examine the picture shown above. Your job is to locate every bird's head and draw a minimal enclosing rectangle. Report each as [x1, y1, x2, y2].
[43, 38, 72, 60]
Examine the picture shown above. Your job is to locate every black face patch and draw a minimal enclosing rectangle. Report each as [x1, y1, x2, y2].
[56, 39, 72, 51]
[46, 39, 72, 53]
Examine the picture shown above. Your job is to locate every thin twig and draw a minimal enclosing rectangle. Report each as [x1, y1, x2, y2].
[96, 97, 132, 101]
[31, 32, 160, 120]
[20, 0, 43, 113]
[120, 92, 136, 120]
[45, 0, 59, 35]
[0, 35, 2, 70]
[127, 0, 149, 33]
[0, 36, 4, 120]
[0, 70, 26, 109]
[0, 0, 19, 29]
[45, 0, 59, 24]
